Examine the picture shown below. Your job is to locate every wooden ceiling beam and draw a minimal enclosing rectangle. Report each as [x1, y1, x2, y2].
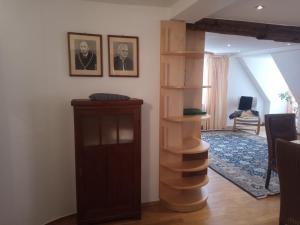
[187, 18, 300, 43]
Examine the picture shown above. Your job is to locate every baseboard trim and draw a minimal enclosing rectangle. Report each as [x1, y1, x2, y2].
[44, 214, 76, 225]
[142, 200, 160, 208]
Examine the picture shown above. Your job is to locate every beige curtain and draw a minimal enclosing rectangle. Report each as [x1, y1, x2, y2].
[206, 55, 229, 130]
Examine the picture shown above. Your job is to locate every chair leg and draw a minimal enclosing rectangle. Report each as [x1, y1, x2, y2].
[256, 118, 261, 135]
[265, 167, 272, 189]
[233, 118, 237, 132]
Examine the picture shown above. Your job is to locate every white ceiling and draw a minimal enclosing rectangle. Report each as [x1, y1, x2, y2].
[87, 0, 300, 55]
[85, 0, 300, 26]
[89, 0, 179, 7]
[205, 32, 300, 54]
[210, 0, 300, 26]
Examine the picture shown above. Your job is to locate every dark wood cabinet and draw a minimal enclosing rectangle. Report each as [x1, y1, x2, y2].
[71, 99, 143, 225]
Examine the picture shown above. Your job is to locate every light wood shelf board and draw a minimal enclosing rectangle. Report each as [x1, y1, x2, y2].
[164, 140, 210, 154]
[160, 175, 208, 190]
[160, 159, 208, 172]
[163, 114, 210, 122]
[161, 51, 204, 57]
[161, 85, 210, 89]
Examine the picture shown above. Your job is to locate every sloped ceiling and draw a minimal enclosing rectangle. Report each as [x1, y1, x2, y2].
[205, 32, 300, 54]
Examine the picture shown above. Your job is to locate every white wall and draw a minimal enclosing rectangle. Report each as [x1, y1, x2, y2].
[272, 50, 300, 128]
[227, 57, 265, 126]
[0, 0, 167, 224]
[242, 55, 289, 114]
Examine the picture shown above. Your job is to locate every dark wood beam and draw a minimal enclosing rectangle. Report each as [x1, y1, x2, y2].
[187, 18, 300, 43]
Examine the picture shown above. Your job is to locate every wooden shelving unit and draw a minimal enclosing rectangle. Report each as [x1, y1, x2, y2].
[159, 20, 209, 212]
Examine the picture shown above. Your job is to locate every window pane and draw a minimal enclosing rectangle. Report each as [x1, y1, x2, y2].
[101, 116, 117, 144]
[82, 117, 99, 146]
[119, 115, 134, 143]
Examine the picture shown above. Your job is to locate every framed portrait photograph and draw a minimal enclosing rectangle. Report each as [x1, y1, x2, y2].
[68, 32, 103, 77]
[108, 35, 139, 77]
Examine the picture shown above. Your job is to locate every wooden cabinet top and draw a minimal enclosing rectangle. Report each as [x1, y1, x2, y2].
[71, 98, 143, 107]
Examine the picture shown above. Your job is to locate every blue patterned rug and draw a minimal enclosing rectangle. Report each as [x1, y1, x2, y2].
[202, 130, 279, 199]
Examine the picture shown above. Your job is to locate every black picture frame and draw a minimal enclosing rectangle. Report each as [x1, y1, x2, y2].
[108, 35, 139, 77]
[68, 32, 103, 77]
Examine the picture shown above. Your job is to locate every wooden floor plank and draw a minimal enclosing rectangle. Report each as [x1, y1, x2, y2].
[47, 169, 279, 225]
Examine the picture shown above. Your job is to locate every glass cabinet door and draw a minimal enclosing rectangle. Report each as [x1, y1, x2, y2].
[81, 113, 135, 146]
[82, 116, 100, 146]
[101, 115, 118, 145]
[119, 114, 134, 144]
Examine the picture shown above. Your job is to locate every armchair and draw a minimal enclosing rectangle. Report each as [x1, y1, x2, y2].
[231, 96, 261, 135]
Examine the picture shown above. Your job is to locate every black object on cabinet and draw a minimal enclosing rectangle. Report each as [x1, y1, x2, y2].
[71, 98, 143, 225]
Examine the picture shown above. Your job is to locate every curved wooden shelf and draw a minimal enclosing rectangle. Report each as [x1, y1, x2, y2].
[161, 51, 204, 57]
[183, 137, 201, 148]
[164, 140, 210, 154]
[160, 159, 208, 172]
[163, 114, 210, 123]
[160, 175, 208, 190]
[160, 187, 208, 212]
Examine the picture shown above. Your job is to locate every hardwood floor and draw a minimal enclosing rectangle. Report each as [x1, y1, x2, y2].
[48, 169, 280, 225]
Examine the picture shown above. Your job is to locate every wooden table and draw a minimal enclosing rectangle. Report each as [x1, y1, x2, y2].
[291, 140, 300, 144]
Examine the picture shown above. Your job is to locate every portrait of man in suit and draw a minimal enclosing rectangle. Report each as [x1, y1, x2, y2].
[108, 35, 138, 77]
[68, 32, 102, 77]
[113, 43, 133, 71]
[75, 40, 97, 70]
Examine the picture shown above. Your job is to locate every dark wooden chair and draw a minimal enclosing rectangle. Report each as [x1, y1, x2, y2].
[276, 139, 300, 225]
[264, 113, 297, 189]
